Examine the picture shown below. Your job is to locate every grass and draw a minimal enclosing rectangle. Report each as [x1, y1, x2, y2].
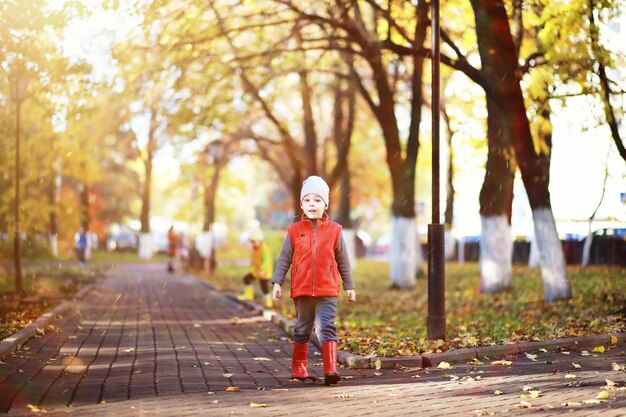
[204, 257, 626, 357]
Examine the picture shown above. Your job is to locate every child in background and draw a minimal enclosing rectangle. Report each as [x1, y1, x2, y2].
[167, 226, 178, 272]
[238, 229, 274, 308]
[271, 176, 356, 385]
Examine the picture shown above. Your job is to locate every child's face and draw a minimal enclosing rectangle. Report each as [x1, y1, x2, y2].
[301, 193, 326, 219]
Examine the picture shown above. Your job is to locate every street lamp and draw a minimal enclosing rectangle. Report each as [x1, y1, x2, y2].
[427, 0, 446, 340]
[207, 139, 225, 272]
[8, 61, 29, 295]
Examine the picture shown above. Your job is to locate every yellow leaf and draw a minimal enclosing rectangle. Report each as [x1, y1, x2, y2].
[26, 404, 46, 413]
[529, 390, 541, 398]
[596, 391, 609, 400]
[606, 379, 616, 387]
[250, 402, 268, 408]
[592, 346, 605, 353]
[565, 374, 577, 379]
[491, 360, 512, 366]
[437, 361, 452, 369]
[610, 336, 618, 344]
[494, 390, 503, 395]
[611, 362, 624, 371]
[375, 359, 382, 370]
[226, 387, 241, 392]
[572, 362, 581, 369]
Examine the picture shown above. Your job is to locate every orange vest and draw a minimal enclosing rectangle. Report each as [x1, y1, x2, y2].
[288, 213, 342, 298]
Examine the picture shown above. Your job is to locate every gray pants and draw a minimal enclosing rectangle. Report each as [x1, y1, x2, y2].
[293, 296, 337, 344]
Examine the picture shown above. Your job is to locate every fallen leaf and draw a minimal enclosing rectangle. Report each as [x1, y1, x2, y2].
[581, 351, 591, 356]
[522, 385, 533, 392]
[565, 374, 577, 379]
[524, 353, 538, 361]
[592, 346, 605, 353]
[561, 351, 571, 355]
[572, 362, 581, 369]
[223, 373, 233, 378]
[596, 391, 609, 400]
[611, 362, 624, 371]
[606, 379, 616, 387]
[122, 348, 134, 353]
[437, 361, 452, 369]
[375, 359, 382, 370]
[253, 357, 271, 361]
[528, 390, 541, 398]
[610, 336, 618, 344]
[583, 399, 601, 404]
[374, 372, 383, 376]
[494, 390, 503, 395]
[539, 348, 547, 353]
[491, 360, 512, 366]
[518, 400, 532, 408]
[226, 387, 241, 392]
[250, 402, 267, 408]
[26, 404, 46, 413]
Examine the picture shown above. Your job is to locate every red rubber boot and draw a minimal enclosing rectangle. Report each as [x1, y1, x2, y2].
[291, 342, 309, 380]
[322, 341, 340, 385]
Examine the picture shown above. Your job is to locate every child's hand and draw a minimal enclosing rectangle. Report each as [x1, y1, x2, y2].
[272, 283, 282, 302]
[345, 290, 356, 302]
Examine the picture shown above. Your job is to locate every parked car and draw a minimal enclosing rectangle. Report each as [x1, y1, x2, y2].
[106, 230, 138, 251]
[587, 227, 626, 266]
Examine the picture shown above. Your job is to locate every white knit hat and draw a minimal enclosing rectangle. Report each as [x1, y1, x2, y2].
[248, 229, 264, 242]
[300, 176, 329, 207]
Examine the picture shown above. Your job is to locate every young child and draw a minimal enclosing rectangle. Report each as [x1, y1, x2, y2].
[238, 229, 274, 308]
[271, 176, 356, 385]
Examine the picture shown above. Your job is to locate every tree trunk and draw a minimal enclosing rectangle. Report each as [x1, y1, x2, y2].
[479, 97, 515, 292]
[138, 108, 156, 260]
[588, 0, 626, 162]
[470, 0, 569, 301]
[442, 103, 456, 260]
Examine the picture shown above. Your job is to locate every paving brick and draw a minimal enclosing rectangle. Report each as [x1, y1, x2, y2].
[1, 264, 624, 416]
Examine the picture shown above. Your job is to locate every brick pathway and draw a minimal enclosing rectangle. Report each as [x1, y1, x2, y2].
[0, 264, 625, 416]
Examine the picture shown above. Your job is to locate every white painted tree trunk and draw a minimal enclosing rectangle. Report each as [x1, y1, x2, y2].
[532, 208, 570, 301]
[457, 239, 465, 265]
[341, 228, 357, 271]
[444, 229, 455, 260]
[528, 237, 540, 268]
[389, 216, 421, 289]
[479, 215, 513, 292]
[581, 220, 593, 267]
[138, 233, 154, 260]
[49, 234, 58, 258]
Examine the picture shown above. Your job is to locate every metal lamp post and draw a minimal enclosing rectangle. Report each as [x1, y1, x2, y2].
[427, 0, 446, 340]
[207, 139, 225, 272]
[8, 62, 29, 295]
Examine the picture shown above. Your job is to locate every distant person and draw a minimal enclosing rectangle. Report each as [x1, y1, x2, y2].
[271, 176, 356, 385]
[177, 232, 190, 272]
[167, 226, 178, 272]
[237, 229, 273, 308]
[74, 226, 89, 266]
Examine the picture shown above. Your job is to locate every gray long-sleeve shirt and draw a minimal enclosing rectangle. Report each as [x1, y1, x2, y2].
[271, 222, 355, 291]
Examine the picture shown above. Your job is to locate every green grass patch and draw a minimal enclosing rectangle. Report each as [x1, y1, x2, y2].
[205, 258, 625, 357]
